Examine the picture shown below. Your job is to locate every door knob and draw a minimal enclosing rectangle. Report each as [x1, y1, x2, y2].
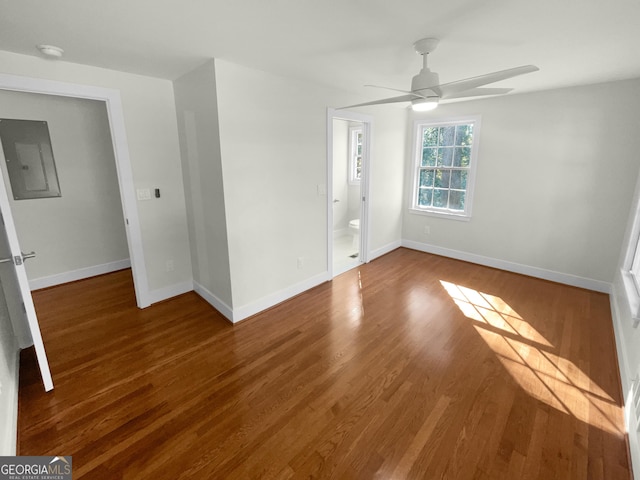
[22, 251, 36, 261]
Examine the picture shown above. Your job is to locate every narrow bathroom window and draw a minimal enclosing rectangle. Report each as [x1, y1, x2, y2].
[348, 126, 362, 185]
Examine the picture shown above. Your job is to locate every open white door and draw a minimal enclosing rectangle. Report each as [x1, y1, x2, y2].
[0, 169, 52, 392]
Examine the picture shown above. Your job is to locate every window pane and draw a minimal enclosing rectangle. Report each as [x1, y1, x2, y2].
[418, 187, 432, 206]
[455, 124, 473, 146]
[422, 147, 437, 167]
[439, 126, 455, 146]
[419, 168, 434, 187]
[434, 169, 450, 188]
[433, 188, 449, 208]
[413, 119, 477, 217]
[449, 190, 466, 211]
[423, 127, 439, 147]
[450, 170, 468, 189]
[453, 147, 471, 167]
[438, 147, 453, 167]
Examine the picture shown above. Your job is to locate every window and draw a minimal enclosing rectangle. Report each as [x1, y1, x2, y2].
[410, 117, 480, 219]
[349, 126, 363, 184]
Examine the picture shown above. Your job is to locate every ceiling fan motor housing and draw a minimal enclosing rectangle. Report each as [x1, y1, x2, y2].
[412, 68, 440, 94]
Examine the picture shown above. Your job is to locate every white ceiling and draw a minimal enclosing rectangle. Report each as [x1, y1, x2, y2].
[1, 0, 639, 100]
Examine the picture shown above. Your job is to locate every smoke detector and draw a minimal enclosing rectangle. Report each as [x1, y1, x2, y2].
[37, 45, 64, 58]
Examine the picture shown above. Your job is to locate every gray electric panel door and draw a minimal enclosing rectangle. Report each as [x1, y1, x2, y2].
[0, 119, 61, 200]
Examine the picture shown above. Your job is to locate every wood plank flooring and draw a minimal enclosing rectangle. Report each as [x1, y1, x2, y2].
[18, 248, 631, 479]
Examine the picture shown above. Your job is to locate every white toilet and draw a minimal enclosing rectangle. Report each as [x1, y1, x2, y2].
[349, 218, 360, 250]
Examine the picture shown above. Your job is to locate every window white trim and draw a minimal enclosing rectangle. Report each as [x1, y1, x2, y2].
[620, 169, 640, 328]
[409, 115, 481, 219]
[348, 125, 363, 185]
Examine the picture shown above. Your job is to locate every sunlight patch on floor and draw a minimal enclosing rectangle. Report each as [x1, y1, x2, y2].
[440, 280, 622, 436]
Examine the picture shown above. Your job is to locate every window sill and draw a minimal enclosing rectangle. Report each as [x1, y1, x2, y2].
[408, 207, 471, 222]
[620, 270, 640, 328]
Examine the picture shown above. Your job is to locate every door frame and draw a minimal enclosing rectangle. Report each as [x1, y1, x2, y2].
[0, 74, 150, 308]
[326, 108, 373, 278]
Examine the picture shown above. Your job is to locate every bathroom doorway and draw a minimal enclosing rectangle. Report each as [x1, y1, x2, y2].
[327, 109, 373, 277]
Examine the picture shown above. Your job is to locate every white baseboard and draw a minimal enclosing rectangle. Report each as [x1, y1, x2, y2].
[369, 240, 402, 262]
[401, 240, 611, 293]
[0, 346, 19, 455]
[232, 272, 331, 323]
[147, 280, 194, 305]
[29, 259, 131, 291]
[193, 282, 234, 323]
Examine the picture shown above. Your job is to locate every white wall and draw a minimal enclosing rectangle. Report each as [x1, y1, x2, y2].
[403, 79, 640, 286]
[213, 59, 406, 315]
[364, 108, 407, 254]
[0, 90, 129, 286]
[215, 59, 331, 310]
[0, 291, 18, 455]
[0, 50, 192, 296]
[173, 60, 233, 309]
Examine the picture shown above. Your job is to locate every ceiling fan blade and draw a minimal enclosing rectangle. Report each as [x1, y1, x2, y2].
[365, 84, 419, 96]
[337, 94, 419, 110]
[441, 87, 513, 100]
[430, 65, 539, 97]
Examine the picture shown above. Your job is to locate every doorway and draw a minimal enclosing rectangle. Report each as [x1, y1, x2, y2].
[0, 91, 130, 297]
[327, 109, 373, 277]
[0, 73, 150, 308]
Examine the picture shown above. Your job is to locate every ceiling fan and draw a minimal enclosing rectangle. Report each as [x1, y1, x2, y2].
[339, 38, 539, 111]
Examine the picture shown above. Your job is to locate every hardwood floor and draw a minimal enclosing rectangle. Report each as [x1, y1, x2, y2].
[18, 248, 631, 479]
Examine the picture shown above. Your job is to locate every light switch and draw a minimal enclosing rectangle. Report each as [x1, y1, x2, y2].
[317, 184, 327, 196]
[136, 188, 151, 201]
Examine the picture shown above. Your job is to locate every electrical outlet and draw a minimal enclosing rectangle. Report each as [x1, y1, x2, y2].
[165, 259, 175, 272]
[423, 226, 431, 235]
[297, 257, 304, 269]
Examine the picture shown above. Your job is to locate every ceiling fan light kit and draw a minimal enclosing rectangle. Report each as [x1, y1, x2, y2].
[411, 96, 439, 112]
[338, 37, 539, 111]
